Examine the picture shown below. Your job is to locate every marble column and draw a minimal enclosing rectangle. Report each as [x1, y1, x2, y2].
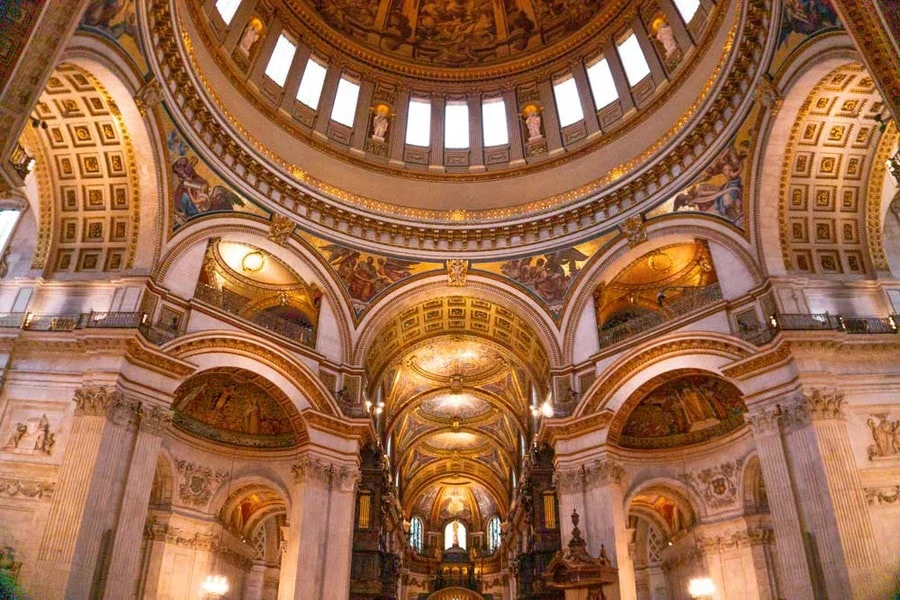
[102, 404, 172, 599]
[744, 405, 815, 600]
[32, 386, 137, 600]
[582, 457, 636, 600]
[279, 455, 358, 600]
[783, 390, 883, 598]
[554, 466, 587, 545]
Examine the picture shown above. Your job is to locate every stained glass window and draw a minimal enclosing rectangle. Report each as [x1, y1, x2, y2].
[410, 516, 424, 553]
[487, 516, 501, 553]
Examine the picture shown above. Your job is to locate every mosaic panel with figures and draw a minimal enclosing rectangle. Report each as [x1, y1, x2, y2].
[782, 63, 885, 275]
[31, 63, 138, 273]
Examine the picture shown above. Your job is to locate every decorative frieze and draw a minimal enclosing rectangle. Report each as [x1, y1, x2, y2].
[143, 517, 253, 569]
[175, 460, 228, 507]
[680, 458, 744, 509]
[0, 477, 54, 500]
[864, 485, 900, 506]
[866, 414, 900, 460]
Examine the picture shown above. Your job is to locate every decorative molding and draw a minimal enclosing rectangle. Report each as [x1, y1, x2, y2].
[268, 213, 296, 246]
[143, 518, 253, 569]
[72, 385, 130, 419]
[620, 215, 648, 248]
[744, 405, 783, 436]
[139, 405, 173, 435]
[680, 457, 744, 509]
[865, 120, 896, 272]
[175, 460, 228, 507]
[446, 259, 468, 287]
[126, 339, 196, 378]
[0, 477, 54, 500]
[722, 343, 791, 378]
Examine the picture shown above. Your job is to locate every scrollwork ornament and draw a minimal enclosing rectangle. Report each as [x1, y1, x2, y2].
[175, 460, 228, 507]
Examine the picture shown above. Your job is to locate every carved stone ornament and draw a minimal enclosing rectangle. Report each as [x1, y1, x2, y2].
[268, 213, 295, 246]
[864, 485, 900, 506]
[680, 457, 744, 509]
[175, 460, 228, 507]
[446, 259, 468, 287]
[583, 458, 624, 489]
[292, 456, 357, 488]
[755, 74, 783, 116]
[3, 413, 54, 455]
[139, 405, 173, 435]
[744, 405, 782, 436]
[72, 385, 130, 421]
[802, 389, 845, 420]
[553, 468, 583, 495]
[866, 414, 900, 460]
[134, 77, 163, 117]
[143, 517, 253, 569]
[0, 477, 54, 500]
[620, 215, 647, 248]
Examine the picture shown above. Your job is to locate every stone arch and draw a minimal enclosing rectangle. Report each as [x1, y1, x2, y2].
[149, 451, 176, 508]
[574, 332, 753, 417]
[166, 331, 340, 418]
[354, 273, 561, 373]
[210, 475, 291, 538]
[741, 454, 768, 513]
[154, 216, 353, 364]
[625, 478, 703, 528]
[560, 219, 761, 365]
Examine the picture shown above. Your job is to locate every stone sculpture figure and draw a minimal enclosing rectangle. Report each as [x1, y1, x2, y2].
[238, 22, 262, 56]
[525, 109, 542, 141]
[372, 110, 389, 140]
[3, 414, 54, 455]
[867, 415, 900, 459]
[655, 22, 678, 58]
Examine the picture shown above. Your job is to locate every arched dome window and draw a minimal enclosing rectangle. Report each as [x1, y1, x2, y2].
[410, 516, 424, 553]
[487, 517, 501, 554]
[444, 520, 467, 550]
[215, 0, 241, 24]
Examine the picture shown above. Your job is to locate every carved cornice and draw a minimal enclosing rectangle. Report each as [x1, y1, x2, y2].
[541, 410, 614, 444]
[126, 339, 196, 378]
[722, 343, 791, 378]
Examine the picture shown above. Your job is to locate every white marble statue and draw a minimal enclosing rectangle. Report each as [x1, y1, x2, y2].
[525, 110, 542, 141]
[238, 23, 261, 56]
[655, 22, 678, 58]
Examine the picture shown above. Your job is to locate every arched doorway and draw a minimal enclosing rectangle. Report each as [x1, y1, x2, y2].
[426, 586, 485, 600]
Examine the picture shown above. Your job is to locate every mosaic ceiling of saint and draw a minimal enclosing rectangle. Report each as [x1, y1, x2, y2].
[173, 368, 301, 448]
[615, 373, 746, 449]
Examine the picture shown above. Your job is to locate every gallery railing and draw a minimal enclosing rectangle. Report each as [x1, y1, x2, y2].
[739, 313, 899, 345]
[0, 311, 144, 331]
[598, 283, 723, 347]
[193, 282, 316, 349]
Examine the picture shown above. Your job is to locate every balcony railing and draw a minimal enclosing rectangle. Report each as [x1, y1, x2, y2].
[0, 311, 144, 331]
[194, 282, 316, 349]
[739, 313, 899, 345]
[598, 283, 722, 347]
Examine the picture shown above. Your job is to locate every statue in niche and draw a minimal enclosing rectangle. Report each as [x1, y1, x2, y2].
[654, 20, 678, 58]
[3, 414, 54, 455]
[371, 105, 390, 140]
[867, 415, 900, 459]
[237, 19, 263, 56]
[524, 106, 542, 141]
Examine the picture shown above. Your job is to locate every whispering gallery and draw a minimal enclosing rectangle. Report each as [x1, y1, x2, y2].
[0, 0, 898, 598]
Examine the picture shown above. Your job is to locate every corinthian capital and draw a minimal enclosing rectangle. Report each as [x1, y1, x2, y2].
[334, 464, 360, 492]
[583, 458, 624, 488]
[553, 468, 583, 494]
[744, 405, 783, 435]
[73, 385, 132, 422]
[139, 404, 173, 434]
[292, 456, 338, 486]
[802, 389, 845, 421]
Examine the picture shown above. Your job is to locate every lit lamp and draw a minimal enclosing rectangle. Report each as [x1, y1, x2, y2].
[241, 251, 265, 273]
[688, 576, 715, 600]
[201, 574, 229, 599]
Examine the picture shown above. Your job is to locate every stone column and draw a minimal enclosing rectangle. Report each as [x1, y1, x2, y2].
[582, 457, 636, 600]
[783, 390, 883, 598]
[102, 404, 172, 599]
[32, 386, 137, 600]
[744, 405, 816, 600]
[554, 466, 587, 544]
[279, 455, 358, 600]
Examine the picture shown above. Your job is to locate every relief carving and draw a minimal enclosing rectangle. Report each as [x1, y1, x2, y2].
[292, 456, 344, 486]
[139, 405, 173, 435]
[175, 460, 228, 507]
[553, 468, 583, 495]
[73, 385, 128, 419]
[446, 259, 468, 287]
[680, 457, 744, 509]
[744, 405, 782, 435]
[268, 213, 295, 246]
[583, 458, 624, 489]
[802, 389, 845, 420]
[866, 414, 900, 460]
[0, 477, 54, 499]
[864, 485, 900, 506]
[3, 414, 54, 455]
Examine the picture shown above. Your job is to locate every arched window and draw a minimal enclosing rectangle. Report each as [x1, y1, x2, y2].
[444, 520, 467, 550]
[410, 516, 424, 553]
[487, 516, 501, 554]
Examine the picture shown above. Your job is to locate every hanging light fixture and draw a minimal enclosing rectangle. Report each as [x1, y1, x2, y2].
[687, 576, 715, 599]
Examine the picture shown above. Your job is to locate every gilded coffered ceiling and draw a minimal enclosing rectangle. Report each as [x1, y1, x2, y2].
[27, 63, 140, 274]
[781, 63, 888, 275]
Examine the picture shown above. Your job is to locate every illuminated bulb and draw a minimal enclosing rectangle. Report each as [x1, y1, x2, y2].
[201, 575, 229, 597]
[241, 251, 265, 272]
[530, 406, 540, 418]
[540, 400, 554, 418]
[374, 406, 383, 415]
[364, 400, 372, 412]
[688, 577, 715, 599]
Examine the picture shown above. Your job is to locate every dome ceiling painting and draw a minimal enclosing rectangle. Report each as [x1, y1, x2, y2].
[300, 0, 605, 68]
[172, 368, 305, 448]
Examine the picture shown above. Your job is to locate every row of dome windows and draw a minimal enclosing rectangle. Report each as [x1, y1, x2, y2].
[209, 0, 705, 162]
